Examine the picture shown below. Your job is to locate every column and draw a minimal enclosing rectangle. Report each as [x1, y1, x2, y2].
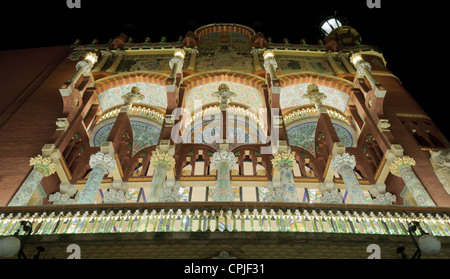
[271, 151, 299, 202]
[330, 153, 369, 204]
[326, 52, 345, 75]
[77, 151, 116, 204]
[169, 48, 186, 78]
[91, 50, 112, 72]
[389, 156, 436, 206]
[8, 155, 57, 206]
[60, 52, 97, 96]
[211, 149, 237, 201]
[338, 52, 356, 74]
[251, 48, 263, 72]
[106, 50, 125, 74]
[187, 48, 199, 71]
[147, 153, 176, 202]
[263, 50, 278, 79]
[350, 54, 379, 88]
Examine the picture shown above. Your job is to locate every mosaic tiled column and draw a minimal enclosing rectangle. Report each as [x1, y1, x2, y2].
[77, 152, 115, 204]
[271, 151, 299, 202]
[330, 153, 369, 204]
[8, 155, 57, 206]
[389, 156, 436, 206]
[147, 153, 175, 202]
[211, 150, 237, 201]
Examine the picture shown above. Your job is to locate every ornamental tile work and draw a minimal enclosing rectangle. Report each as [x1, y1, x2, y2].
[92, 119, 161, 155]
[98, 82, 167, 111]
[183, 118, 263, 144]
[287, 121, 353, 155]
[280, 83, 350, 113]
[184, 81, 265, 114]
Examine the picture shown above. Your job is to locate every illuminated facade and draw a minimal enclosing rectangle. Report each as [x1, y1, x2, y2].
[0, 22, 449, 259]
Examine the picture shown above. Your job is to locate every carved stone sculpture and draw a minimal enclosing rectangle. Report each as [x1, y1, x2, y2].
[430, 148, 450, 194]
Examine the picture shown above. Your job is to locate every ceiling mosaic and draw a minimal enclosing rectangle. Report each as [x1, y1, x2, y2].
[184, 81, 265, 114]
[280, 83, 349, 113]
[91, 118, 161, 156]
[98, 82, 167, 112]
[287, 121, 354, 156]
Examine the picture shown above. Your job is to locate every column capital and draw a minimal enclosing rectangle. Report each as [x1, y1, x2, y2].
[89, 151, 116, 173]
[30, 155, 57, 177]
[330, 153, 356, 173]
[211, 150, 236, 169]
[271, 151, 296, 170]
[169, 56, 184, 71]
[100, 50, 112, 57]
[115, 50, 125, 57]
[389, 156, 416, 177]
[150, 152, 176, 169]
[250, 48, 260, 55]
[189, 48, 199, 54]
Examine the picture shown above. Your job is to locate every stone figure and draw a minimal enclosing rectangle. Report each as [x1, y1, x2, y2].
[430, 148, 450, 194]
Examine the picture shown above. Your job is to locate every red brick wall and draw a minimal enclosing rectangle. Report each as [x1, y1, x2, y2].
[0, 46, 72, 205]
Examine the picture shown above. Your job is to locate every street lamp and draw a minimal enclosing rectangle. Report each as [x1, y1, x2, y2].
[0, 221, 45, 259]
[397, 221, 441, 259]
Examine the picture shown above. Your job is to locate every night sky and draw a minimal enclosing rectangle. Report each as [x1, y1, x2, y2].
[2, 1, 447, 138]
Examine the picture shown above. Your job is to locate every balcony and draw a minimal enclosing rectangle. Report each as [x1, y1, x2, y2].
[2, 202, 449, 237]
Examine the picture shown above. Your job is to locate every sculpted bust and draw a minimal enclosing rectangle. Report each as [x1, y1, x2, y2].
[430, 148, 450, 194]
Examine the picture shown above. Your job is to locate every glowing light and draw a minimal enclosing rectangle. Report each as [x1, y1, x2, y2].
[350, 54, 363, 66]
[84, 52, 98, 65]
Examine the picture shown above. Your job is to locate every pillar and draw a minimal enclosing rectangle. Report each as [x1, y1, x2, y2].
[106, 50, 125, 74]
[330, 153, 369, 204]
[326, 52, 345, 75]
[389, 156, 436, 206]
[271, 151, 299, 202]
[338, 52, 356, 74]
[251, 48, 263, 72]
[169, 48, 185, 78]
[211, 149, 237, 201]
[147, 152, 176, 202]
[92, 50, 112, 72]
[60, 52, 97, 96]
[8, 155, 57, 206]
[187, 48, 199, 71]
[263, 50, 278, 80]
[77, 151, 116, 204]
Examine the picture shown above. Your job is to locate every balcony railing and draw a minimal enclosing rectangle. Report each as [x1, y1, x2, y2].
[1, 202, 449, 237]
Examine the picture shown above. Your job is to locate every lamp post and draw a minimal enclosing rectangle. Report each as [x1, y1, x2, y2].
[397, 221, 441, 259]
[0, 221, 45, 259]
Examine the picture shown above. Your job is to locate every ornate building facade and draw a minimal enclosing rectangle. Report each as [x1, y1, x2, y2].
[0, 22, 449, 259]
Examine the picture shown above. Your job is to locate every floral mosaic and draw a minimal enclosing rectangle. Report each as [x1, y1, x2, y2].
[184, 81, 265, 114]
[98, 82, 167, 111]
[287, 121, 354, 156]
[92, 119, 161, 156]
[183, 118, 263, 144]
[280, 83, 349, 113]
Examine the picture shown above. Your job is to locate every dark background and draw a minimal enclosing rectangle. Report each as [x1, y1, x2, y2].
[2, 0, 447, 139]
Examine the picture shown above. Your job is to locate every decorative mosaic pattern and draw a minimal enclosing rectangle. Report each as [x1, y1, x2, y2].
[183, 118, 263, 144]
[280, 83, 349, 113]
[287, 121, 353, 156]
[98, 82, 167, 111]
[92, 120, 161, 156]
[196, 32, 253, 73]
[184, 81, 265, 114]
